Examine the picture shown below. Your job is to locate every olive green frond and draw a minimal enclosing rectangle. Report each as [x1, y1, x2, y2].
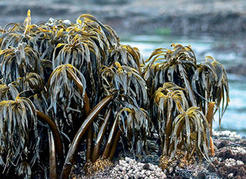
[0, 32, 23, 50]
[0, 83, 19, 100]
[76, 14, 119, 48]
[0, 97, 39, 176]
[115, 103, 150, 155]
[170, 107, 210, 160]
[48, 64, 87, 130]
[101, 63, 148, 107]
[144, 44, 197, 104]
[192, 58, 229, 125]
[106, 45, 144, 73]
[52, 37, 103, 106]
[0, 43, 43, 84]
[153, 82, 189, 151]
[14, 73, 44, 93]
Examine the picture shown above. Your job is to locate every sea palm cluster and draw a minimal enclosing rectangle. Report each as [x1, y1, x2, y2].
[0, 11, 229, 178]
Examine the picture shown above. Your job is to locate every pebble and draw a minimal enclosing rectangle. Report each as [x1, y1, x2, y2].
[228, 173, 234, 178]
[231, 146, 246, 155]
[213, 130, 241, 139]
[106, 157, 167, 178]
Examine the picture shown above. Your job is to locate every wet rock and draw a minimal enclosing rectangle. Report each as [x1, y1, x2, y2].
[142, 163, 150, 170]
[208, 131, 246, 179]
[227, 64, 246, 76]
[72, 130, 244, 179]
[217, 140, 229, 149]
[228, 173, 234, 178]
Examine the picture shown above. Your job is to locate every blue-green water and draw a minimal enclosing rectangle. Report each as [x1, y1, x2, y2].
[122, 35, 246, 137]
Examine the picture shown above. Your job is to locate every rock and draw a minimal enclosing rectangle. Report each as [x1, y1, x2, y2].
[168, 167, 174, 173]
[236, 160, 244, 165]
[160, 173, 167, 178]
[228, 173, 234, 178]
[146, 170, 151, 176]
[143, 163, 150, 170]
[123, 174, 128, 179]
[119, 160, 124, 165]
[227, 64, 246, 76]
[72, 130, 245, 179]
[149, 163, 156, 171]
[125, 157, 132, 163]
[225, 158, 237, 167]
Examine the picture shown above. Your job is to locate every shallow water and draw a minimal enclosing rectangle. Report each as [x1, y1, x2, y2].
[122, 34, 246, 137]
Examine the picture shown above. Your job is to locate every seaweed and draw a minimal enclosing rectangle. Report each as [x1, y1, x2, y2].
[0, 10, 229, 178]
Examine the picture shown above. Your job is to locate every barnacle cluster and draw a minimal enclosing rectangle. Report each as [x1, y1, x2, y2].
[0, 10, 229, 178]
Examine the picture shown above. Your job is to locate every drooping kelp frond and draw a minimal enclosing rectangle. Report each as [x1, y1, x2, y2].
[23, 18, 70, 60]
[106, 45, 144, 73]
[154, 82, 189, 114]
[0, 73, 47, 114]
[26, 26, 57, 60]
[101, 62, 148, 107]
[51, 13, 121, 104]
[0, 21, 64, 59]
[76, 14, 119, 48]
[149, 44, 196, 64]
[145, 45, 227, 162]
[52, 36, 96, 69]
[153, 82, 189, 151]
[0, 97, 39, 177]
[169, 107, 210, 160]
[0, 43, 43, 84]
[52, 36, 103, 105]
[2, 23, 23, 33]
[192, 56, 229, 124]
[144, 44, 197, 106]
[144, 44, 196, 77]
[48, 64, 88, 133]
[115, 103, 151, 156]
[0, 32, 23, 50]
[0, 83, 19, 101]
[13, 73, 44, 93]
[65, 22, 111, 61]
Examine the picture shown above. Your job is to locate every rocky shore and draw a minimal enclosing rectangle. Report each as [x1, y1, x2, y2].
[1, 0, 246, 76]
[71, 131, 246, 179]
[0, 1, 245, 178]
[1, 0, 246, 36]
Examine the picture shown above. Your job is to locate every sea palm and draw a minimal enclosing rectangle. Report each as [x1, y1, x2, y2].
[144, 44, 197, 106]
[170, 107, 210, 160]
[0, 10, 230, 178]
[153, 82, 189, 152]
[0, 43, 43, 84]
[192, 57, 229, 124]
[0, 97, 39, 178]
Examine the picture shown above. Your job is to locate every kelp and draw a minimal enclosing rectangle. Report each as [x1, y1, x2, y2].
[101, 62, 148, 107]
[106, 44, 144, 73]
[143, 44, 229, 167]
[192, 57, 229, 125]
[153, 82, 189, 152]
[115, 104, 151, 156]
[0, 10, 229, 178]
[0, 97, 39, 178]
[0, 43, 43, 84]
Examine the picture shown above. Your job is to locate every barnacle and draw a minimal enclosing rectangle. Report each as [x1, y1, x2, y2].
[84, 158, 113, 175]
[0, 11, 229, 178]
[159, 150, 194, 170]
